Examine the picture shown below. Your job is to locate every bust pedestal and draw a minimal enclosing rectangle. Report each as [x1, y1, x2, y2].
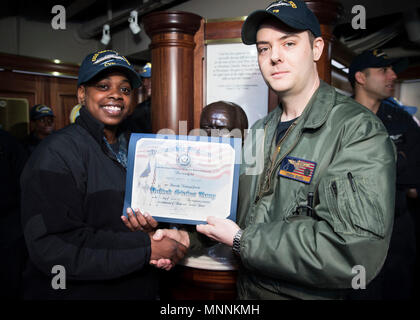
[161, 244, 238, 300]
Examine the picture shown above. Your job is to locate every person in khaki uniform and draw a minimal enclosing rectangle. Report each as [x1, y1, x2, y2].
[153, 0, 396, 300]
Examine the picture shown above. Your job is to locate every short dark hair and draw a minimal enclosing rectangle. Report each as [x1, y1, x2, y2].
[350, 69, 370, 89]
[307, 30, 315, 48]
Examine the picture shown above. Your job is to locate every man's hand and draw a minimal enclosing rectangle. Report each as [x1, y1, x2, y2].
[149, 233, 187, 270]
[196, 216, 240, 247]
[150, 229, 190, 270]
[153, 229, 190, 247]
[121, 207, 158, 233]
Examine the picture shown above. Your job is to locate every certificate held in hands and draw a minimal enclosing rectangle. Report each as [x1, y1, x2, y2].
[123, 134, 241, 224]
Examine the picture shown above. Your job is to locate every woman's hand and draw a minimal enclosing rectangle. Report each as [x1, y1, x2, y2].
[121, 207, 158, 233]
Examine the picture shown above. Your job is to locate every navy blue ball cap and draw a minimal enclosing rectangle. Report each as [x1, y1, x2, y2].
[241, 0, 321, 45]
[30, 104, 54, 120]
[77, 50, 142, 88]
[349, 49, 409, 84]
[140, 62, 151, 78]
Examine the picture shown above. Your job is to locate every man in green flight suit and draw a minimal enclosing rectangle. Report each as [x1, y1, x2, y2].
[154, 0, 396, 300]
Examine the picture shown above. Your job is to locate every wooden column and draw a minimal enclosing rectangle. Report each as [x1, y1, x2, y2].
[305, 0, 341, 84]
[143, 11, 202, 133]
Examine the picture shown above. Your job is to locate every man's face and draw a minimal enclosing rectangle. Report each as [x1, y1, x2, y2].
[78, 71, 133, 127]
[256, 21, 321, 96]
[33, 116, 54, 138]
[141, 77, 152, 99]
[361, 66, 397, 100]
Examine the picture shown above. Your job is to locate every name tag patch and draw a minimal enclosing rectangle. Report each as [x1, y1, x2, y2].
[278, 156, 316, 184]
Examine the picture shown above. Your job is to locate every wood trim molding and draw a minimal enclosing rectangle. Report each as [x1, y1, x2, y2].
[0, 52, 79, 77]
[205, 20, 243, 41]
[193, 19, 206, 130]
[143, 11, 202, 37]
[143, 11, 202, 133]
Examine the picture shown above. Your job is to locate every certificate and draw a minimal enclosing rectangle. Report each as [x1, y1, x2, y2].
[123, 134, 241, 225]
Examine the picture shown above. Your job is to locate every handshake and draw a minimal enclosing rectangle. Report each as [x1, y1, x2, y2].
[121, 207, 190, 271]
[121, 207, 241, 270]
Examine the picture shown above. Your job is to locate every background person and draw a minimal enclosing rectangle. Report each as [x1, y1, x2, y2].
[22, 104, 55, 155]
[124, 62, 152, 133]
[350, 49, 419, 299]
[0, 129, 28, 299]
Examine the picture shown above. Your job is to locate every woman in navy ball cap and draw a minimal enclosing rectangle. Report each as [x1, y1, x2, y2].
[20, 50, 186, 300]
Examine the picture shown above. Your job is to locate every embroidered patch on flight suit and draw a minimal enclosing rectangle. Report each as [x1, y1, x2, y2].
[278, 156, 317, 184]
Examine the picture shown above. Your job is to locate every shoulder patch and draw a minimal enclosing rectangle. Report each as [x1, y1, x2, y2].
[278, 156, 316, 184]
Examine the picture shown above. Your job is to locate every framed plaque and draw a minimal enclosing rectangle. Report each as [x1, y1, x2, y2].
[206, 42, 269, 128]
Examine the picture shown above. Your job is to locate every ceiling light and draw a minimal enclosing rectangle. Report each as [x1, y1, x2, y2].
[128, 10, 141, 35]
[101, 24, 111, 45]
[331, 59, 346, 69]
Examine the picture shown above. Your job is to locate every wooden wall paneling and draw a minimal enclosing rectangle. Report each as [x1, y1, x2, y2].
[193, 18, 205, 130]
[0, 70, 43, 108]
[0, 70, 47, 136]
[0, 53, 80, 132]
[317, 24, 334, 84]
[204, 19, 244, 41]
[49, 77, 78, 129]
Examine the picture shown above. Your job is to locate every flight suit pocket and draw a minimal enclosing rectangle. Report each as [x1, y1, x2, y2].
[324, 173, 385, 239]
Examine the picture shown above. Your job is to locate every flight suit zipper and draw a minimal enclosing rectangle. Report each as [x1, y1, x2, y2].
[254, 121, 300, 204]
[331, 181, 338, 197]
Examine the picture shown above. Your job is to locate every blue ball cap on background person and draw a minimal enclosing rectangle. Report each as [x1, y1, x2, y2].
[77, 50, 142, 88]
[30, 104, 55, 120]
[241, 0, 321, 45]
[348, 49, 409, 85]
[140, 62, 151, 78]
[383, 97, 418, 116]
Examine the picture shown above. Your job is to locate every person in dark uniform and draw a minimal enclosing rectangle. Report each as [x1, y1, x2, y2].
[350, 49, 419, 299]
[0, 129, 28, 299]
[20, 51, 186, 300]
[124, 62, 152, 133]
[21, 104, 55, 155]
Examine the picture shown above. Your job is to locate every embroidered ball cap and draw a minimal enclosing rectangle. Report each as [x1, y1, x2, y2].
[30, 104, 55, 120]
[241, 0, 321, 45]
[139, 62, 151, 78]
[77, 50, 141, 88]
[348, 49, 409, 85]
